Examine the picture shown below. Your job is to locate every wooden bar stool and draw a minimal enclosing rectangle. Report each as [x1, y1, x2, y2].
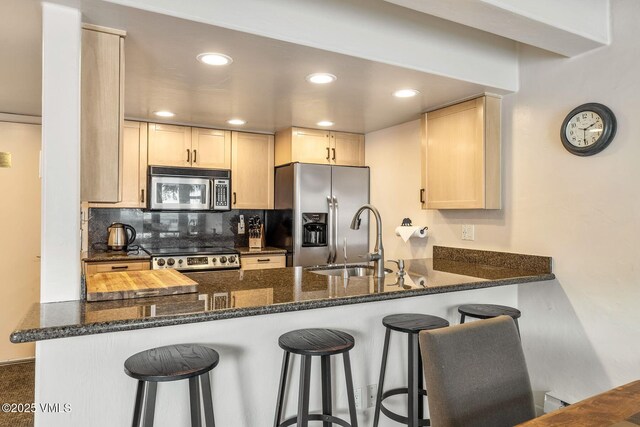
[274, 328, 358, 427]
[458, 304, 521, 334]
[124, 344, 219, 427]
[373, 313, 450, 427]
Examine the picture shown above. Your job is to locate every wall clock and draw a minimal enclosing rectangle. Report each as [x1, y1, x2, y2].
[560, 103, 616, 156]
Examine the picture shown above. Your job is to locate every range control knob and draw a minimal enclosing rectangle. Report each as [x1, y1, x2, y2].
[228, 255, 236, 264]
[211, 257, 217, 263]
[178, 259, 183, 264]
[156, 258, 166, 267]
[220, 256, 228, 264]
[167, 258, 175, 266]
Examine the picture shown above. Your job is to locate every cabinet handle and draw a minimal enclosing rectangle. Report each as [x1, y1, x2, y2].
[193, 149, 197, 163]
[140, 189, 145, 203]
[331, 148, 336, 161]
[111, 265, 129, 270]
[233, 192, 237, 205]
[420, 189, 425, 204]
[326, 147, 330, 160]
[257, 258, 271, 262]
[186, 149, 191, 163]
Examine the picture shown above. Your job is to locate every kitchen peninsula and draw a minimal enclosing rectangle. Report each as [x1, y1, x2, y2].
[12, 246, 553, 427]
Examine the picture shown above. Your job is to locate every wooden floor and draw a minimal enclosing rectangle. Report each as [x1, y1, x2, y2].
[0, 360, 34, 427]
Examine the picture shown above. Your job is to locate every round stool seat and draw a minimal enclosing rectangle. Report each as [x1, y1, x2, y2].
[458, 304, 521, 320]
[278, 328, 355, 356]
[382, 313, 449, 334]
[124, 344, 219, 382]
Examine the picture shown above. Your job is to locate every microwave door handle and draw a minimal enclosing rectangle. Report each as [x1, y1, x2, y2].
[210, 180, 216, 210]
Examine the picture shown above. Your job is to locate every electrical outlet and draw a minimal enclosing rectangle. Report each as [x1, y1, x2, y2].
[462, 224, 475, 241]
[366, 384, 378, 408]
[354, 387, 363, 409]
[238, 215, 245, 234]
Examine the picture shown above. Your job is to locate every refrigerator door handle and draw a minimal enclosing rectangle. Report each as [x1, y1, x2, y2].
[327, 196, 334, 264]
[332, 196, 339, 264]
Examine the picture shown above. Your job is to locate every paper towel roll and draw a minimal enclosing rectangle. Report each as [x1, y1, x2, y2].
[395, 226, 427, 242]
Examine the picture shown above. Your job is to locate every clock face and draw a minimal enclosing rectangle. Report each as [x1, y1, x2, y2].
[564, 111, 603, 147]
[560, 103, 616, 156]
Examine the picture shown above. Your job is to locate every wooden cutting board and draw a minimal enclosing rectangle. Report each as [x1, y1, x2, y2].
[86, 269, 198, 302]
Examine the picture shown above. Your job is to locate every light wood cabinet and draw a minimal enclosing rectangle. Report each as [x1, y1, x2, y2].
[421, 95, 501, 210]
[191, 128, 231, 169]
[148, 124, 231, 169]
[148, 123, 191, 167]
[240, 254, 286, 270]
[80, 25, 126, 202]
[230, 288, 274, 308]
[90, 121, 148, 208]
[275, 127, 365, 166]
[231, 132, 274, 209]
[84, 260, 149, 276]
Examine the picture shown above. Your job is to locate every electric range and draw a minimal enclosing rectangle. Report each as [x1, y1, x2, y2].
[145, 246, 240, 271]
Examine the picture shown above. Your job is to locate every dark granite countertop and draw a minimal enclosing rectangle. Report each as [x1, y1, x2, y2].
[237, 246, 287, 255]
[82, 247, 151, 262]
[11, 246, 554, 343]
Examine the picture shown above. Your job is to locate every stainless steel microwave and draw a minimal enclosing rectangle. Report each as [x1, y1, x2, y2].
[147, 166, 231, 211]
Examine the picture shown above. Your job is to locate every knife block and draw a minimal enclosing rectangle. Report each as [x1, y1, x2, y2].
[249, 224, 265, 249]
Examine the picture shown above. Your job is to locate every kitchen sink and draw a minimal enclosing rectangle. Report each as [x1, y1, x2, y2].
[308, 265, 393, 277]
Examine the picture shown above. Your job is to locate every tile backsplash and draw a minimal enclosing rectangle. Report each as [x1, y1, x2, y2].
[88, 208, 264, 250]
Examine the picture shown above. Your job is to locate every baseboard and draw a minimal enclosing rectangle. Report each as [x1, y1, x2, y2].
[0, 357, 35, 366]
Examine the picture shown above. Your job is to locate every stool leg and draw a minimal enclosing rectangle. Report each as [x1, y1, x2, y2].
[418, 344, 424, 421]
[373, 328, 391, 427]
[460, 313, 466, 324]
[200, 373, 215, 427]
[273, 351, 290, 427]
[321, 355, 332, 427]
[189, 376, 202, 427]
[297, 355, 312, 427]
[343, 352, 359, 427]
[408, 333, 419, 427]
[131, 380, 145, 427]
[142, 382, 157, 427]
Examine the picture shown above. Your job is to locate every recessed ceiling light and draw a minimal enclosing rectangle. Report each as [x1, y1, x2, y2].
[393, 89, 420, 98]
[154, 111, 175, 117]
[197, 53, 233, 66]
[306, 73, 337, 84]
[317, 121, 334, 127]
[227, 119, 246, 126]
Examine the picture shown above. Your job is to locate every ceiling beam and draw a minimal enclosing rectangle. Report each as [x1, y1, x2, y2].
[70, 0, 519, 92]
[384, 0, 610, 57]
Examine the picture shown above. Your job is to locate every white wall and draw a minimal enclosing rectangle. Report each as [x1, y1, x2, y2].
[35, 286, 517, 427]
[366, 0, 640, 405]
[40, 3, 81, 302]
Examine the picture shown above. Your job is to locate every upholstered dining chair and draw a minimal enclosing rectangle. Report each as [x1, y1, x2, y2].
[418, 315, 535, 427]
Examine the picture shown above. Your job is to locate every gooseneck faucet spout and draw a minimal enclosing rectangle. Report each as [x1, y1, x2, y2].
[350, 204, 385, 278]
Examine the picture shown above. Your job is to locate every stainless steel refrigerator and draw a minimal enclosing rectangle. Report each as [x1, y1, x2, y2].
[266, 163, 370, 267]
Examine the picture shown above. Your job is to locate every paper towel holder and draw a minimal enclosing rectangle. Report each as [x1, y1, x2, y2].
[400, 218, 428, 232]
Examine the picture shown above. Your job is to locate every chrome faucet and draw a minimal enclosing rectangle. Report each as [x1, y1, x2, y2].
[350, 204, 385, 278]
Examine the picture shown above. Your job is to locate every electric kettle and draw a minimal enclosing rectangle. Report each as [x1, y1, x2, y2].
[107, 223, 137, 251]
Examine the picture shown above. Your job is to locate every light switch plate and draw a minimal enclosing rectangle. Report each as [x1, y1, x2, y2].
[354, 387, 363, 409]
[238, 215, 245, 234]
[462, 224, 475, 241]
[366, 384, 378, 408]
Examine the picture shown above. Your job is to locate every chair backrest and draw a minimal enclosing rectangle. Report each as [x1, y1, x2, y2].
[418, 315, 535, 427]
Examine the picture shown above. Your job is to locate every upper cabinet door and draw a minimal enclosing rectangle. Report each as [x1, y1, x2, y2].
[191, 128, 231, 169]
[231, 132, 274, 209]
[421, 96, 501, 210]
[81, 27, 124, 202]
[331, 131, 365, 166]
[148, 123, 191, 167]
[290, 128, 331, 164]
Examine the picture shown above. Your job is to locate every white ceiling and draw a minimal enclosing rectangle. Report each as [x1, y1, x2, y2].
[0, 0, 505, 133]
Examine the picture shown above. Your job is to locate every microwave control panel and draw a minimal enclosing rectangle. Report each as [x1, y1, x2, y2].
[213, 179, 230, 210]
